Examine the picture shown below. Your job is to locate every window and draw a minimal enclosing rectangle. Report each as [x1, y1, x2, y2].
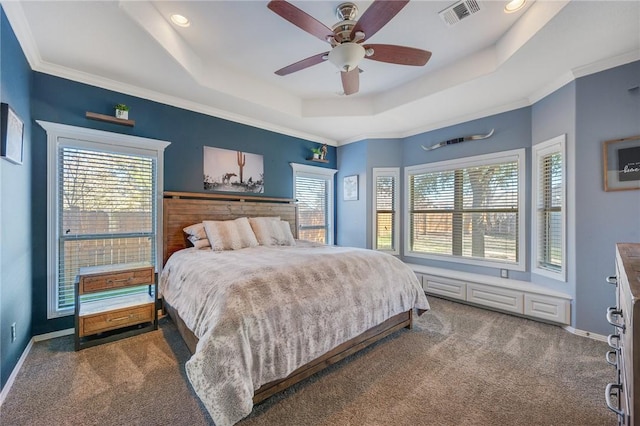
[405, 149, 525, 270]
[41, 121, 169, 318]
[532, 135, 566, 280]
[372, 168, 399, 254]
[291, 163, 337, 244]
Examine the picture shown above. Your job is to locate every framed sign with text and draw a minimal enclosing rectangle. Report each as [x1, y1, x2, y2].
[603, 135, 640, 192]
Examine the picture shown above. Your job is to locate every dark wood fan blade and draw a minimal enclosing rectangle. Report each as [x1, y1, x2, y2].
[275, 52, 328, 76]
[363, 44, 432, 66]
[268, 1, 333, 43]
[350, 0, 409, 41]
[341, 68, 360, 95]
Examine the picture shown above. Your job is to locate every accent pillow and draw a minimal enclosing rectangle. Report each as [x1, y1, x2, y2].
[249, 216, 283, 246]
[279, 220, 296, 246]
[183, 223, 210, 249]
[203, 217, 259, 251]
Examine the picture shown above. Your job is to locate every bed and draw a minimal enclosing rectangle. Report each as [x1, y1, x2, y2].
[160, 192, 430, 426]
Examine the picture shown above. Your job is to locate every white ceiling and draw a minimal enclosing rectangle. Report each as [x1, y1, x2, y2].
[3, 1, 639, 145]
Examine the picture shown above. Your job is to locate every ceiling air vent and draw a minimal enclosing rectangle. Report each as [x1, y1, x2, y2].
[439, 0, 482, 26]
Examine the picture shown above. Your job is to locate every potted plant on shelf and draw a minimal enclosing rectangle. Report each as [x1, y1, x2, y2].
[311, 147, 322, 160]
[115, 104, 130, 120]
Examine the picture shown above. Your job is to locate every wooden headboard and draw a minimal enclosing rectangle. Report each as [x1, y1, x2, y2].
[163, 191, 298, 265]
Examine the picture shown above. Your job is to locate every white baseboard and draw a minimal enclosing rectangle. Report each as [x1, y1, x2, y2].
[33, 328, 74, 342]
[563, 326, 608, 342]
[0, 327, 75, 407]
[0, 338, 33, 407]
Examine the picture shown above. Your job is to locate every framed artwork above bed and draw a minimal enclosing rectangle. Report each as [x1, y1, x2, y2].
[203, 146, 264, 193]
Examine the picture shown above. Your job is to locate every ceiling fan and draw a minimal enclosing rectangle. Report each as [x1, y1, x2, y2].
[267, 0, 432, 96]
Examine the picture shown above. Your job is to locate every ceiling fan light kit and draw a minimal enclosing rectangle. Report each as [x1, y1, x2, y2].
[267, 0, 431, 96]
[328, 43, 365, 72]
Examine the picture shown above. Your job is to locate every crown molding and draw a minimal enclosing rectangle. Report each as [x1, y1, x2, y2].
[336, 98, 531, 146]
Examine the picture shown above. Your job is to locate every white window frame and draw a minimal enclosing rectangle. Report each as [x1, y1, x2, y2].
[404, 148, 526, 271]
[290, 163, 337, 245]
[39, 121, 170, 318]
[531, 135, 566, 281]
[372, 167, 400, 255]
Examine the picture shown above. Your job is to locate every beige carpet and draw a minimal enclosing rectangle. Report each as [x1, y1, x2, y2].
[0, 297, 616, 425]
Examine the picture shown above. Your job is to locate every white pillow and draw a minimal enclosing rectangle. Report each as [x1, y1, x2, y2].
[183, 223, 210, 249]
[278, 220, 296, 246]
[203, 217, 259, 251]
[249, 217, 283, 246]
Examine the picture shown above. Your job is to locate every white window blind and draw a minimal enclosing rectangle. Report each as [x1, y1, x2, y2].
[532, 135, 565, 280]
[56, 146, 156, 311]
[296, 175, 329, 243]
[291, 163, 337, 245]
[406, 149, 525, 269]
[373, 168, 399, 254]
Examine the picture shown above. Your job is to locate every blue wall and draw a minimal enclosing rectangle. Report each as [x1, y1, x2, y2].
[531, 82, 577, 325]
[336, 141, 367, 247]
[574, 61, 640, 334]
[336, 63, 639, 335]
[0, 7, 33, 389]
[337, 138, 404, 248]
[402, 107, 532, 281]
[30, 72, 337, 334]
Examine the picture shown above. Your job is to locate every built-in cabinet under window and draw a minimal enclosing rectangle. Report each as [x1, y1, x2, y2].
[409, 264, 571, 325]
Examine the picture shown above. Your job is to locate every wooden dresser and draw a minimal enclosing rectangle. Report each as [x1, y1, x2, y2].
[75, 263, 157, 350]
[605, 243, 639, 425]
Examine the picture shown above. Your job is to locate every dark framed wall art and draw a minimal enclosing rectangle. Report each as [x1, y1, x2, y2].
[1, 103, 24, 165]
[603, 135, 640, 191]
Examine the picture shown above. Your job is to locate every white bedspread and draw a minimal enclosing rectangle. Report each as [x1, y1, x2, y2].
[159, 241, 430, 426]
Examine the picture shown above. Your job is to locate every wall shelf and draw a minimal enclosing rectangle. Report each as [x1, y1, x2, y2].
[307, 157, 329, 163]
[86, 111, 135, 127]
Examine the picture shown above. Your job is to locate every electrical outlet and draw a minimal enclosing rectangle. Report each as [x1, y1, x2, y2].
[11, 323, 16, 343]
[500, 269, 509, 279]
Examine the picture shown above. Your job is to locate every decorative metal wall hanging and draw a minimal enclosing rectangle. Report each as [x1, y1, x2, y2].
[421, 129, 495, 152]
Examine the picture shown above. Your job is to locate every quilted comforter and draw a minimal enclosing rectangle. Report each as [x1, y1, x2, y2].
[159, 241, 430, 426]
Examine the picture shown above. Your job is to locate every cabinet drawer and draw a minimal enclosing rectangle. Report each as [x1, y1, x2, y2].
[524, 294, 570, 325]
[79, 303, 154, 337]
[79, 267, 154, 294]
[423, 275, 466, 301]
[466, 283, 523, 314]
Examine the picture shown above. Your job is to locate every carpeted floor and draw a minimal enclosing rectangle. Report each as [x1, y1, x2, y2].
[0, 297, 616, 425]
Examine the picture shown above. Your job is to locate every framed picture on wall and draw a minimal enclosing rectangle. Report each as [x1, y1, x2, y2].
[603, 135, 640, 191]
[1, 103, 24, 165]
[343, 175, 358, 201]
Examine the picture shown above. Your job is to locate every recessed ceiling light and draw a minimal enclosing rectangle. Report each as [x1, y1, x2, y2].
[170, 14, 190, 27]
[504, 0, 526, 13]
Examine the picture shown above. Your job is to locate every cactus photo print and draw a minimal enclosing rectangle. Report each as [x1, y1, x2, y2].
[203, 146, 264, 193]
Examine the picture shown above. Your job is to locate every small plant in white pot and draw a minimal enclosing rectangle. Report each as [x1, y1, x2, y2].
[311, 147, 322, 159]
[115, 104, 130, 120]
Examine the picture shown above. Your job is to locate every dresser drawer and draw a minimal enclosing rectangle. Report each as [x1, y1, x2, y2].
[79, 267, 154, 294]
[79, 303, 154, 337]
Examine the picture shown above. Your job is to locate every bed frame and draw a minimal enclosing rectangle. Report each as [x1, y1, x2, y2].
[162, 191, 414, 404]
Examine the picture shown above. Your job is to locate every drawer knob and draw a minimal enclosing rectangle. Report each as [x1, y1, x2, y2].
[606, 307, 625, 331]
[605, 276, 617, 286]
[605, 350, 618, 367]
[605, 383, 625, 418]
